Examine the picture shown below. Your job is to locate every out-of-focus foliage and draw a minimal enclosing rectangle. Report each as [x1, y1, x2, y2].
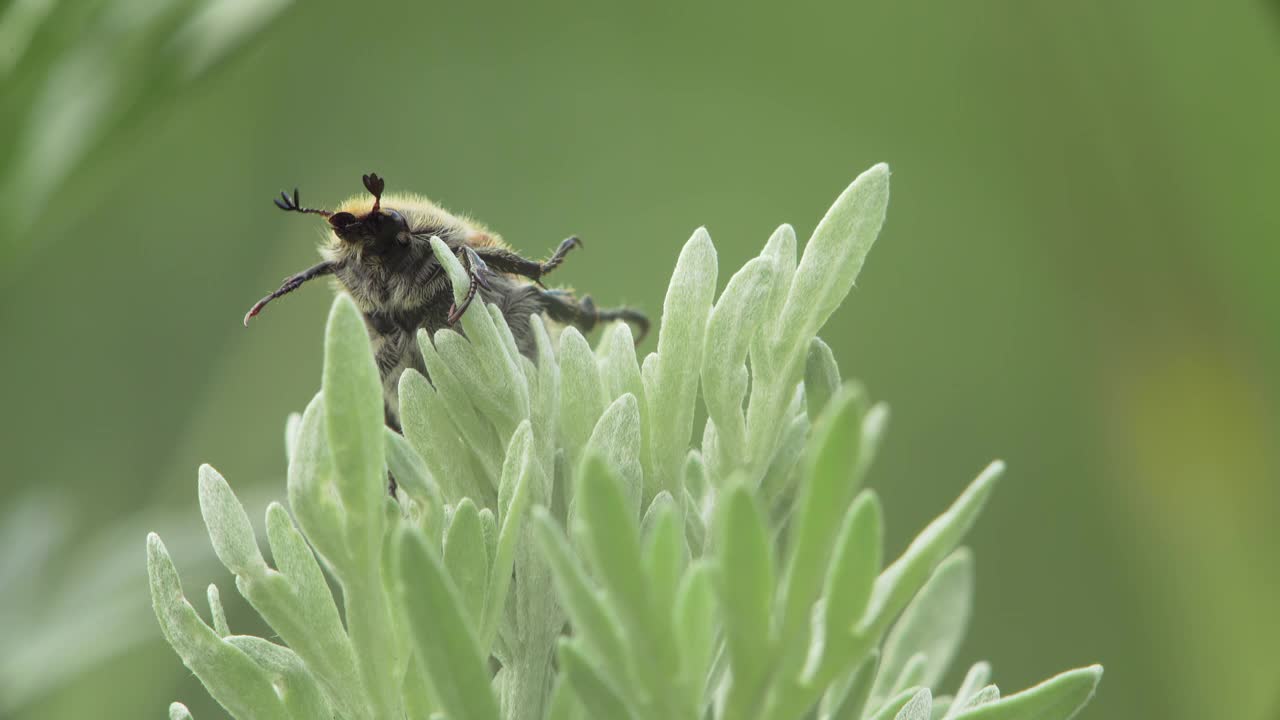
[2, 0, 1278, 718]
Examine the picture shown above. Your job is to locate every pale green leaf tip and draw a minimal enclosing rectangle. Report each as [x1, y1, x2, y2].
[146, 531, 166, 560]
[429, 236, 470, 303]
[197, 464, 265, 575]
[327, 292, 362, 332]
[169, 702, 194, 720]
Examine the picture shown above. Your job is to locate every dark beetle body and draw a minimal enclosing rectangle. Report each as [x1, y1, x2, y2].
[245, 174, 648, 427]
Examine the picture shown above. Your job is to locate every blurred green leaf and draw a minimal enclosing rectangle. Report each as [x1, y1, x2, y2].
[951, 666, 1102, 720]
[717, 481, 776, 717]
[398, 528, 501, 720]
[871, 549, 974, 704]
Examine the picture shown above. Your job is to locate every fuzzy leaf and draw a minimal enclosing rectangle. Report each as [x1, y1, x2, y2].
[867, 687, 923, 720]
[574, 453, 677, 691]
[861, 462, 1002, 637]
[258, 503, 361, 717]
[942, 663, 992, 719]
[702, 255, 773, 465]
[206, 584, 229, 637]
[674, 560, 717, 707]
[559, 328, 608, 478]
[399, 367, 487, 504]
[532, 509, 631, 687]
[640, 492, 686, 636]
[147, 534, 288, 720]
[481, 421, 535, 647]
[819, 491, 882, 671]
[322, 295, 385, 536]
[558, 639, 637, 720]
[582, 393, 643, 515]
[873, 550, 974, 704]
[444, 499, 490, 628]
[776, 163, 890, 359]
[804, 337, 841, 421]
[950, 667, 1102, 720]
[776, 386, 867, 672]
[224, 636, 331, 719]
[197, 465, 266, 578]
[398, 528, 501, 720]
[717, 481, 775, 717]
[644, 228, 717, 497]
[285, 393, 348, 572]
[893, 688, 932, 720]
[385, 425, 443, 509]
[826, 652, 879, 720]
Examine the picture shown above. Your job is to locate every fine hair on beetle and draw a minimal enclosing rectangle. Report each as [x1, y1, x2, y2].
[245, 172, 650, 433]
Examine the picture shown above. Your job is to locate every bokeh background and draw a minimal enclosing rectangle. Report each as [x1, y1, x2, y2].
[3, 0, 1278, 717]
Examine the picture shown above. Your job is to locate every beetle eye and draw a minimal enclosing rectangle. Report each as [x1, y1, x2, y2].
[329, 212, 358, 229]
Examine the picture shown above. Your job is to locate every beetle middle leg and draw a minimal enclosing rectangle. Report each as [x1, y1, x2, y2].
[538, 288, 650, 342]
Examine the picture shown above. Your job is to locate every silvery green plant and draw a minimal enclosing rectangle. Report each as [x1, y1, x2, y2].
[148, 164, 1103, 720]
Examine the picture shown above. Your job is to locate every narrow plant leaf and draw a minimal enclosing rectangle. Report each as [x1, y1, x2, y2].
[385, 427, 443, 509]
[866, 687, 923, 720]
[481, 421, 534, 647]
[398, 528, 501, 720]
[531, 509, 632, 686]
[243, 505, 362, 720]
[717, 481, 776, 717]
[640, 492, 686, 639]
[861, 462, 1002, 638]
[819, 491, 882, 673]
[444, 499, 490, 628]
[322, 295, 385, 536]
[776, 385, 867, 672]
[197, 465, 266, 578]
[892, 688, 932, 720]
[872, 550, 974, 704]
[804, 337, 841, 422]
[960, 686, 1000, 710]
[559, 328, 608, 477]
[702, 255, 773, 465]
[399, 368, 486, 504]
[147, 534, 288, 720]
[206, 584, 229, 637]
[224, 636, 331, 719]
[950, 666, 1101, 720]
[574, 454, 677, 701]
[596, 322, 645, 409]
[645, 228, 717, 497]
[430, 238, 529, 434]
[942, 663, 992, 719]
[826, 652, 879, 720]
[674, 560, 717, 709]
[285, 393, 348, 575]
[888, 653, 929, 699]
[582, 393, 643, 515]
[169, 702, 194, 720]
[284, 412, 303, 465]
[558, 639, 638, 720]
[776, 163, 890, 358]
[750, 224, 798, 375]
[858, 403, 890, 477]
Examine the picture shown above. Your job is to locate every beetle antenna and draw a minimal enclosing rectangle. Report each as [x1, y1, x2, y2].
[274, 188, 332, 218]
[363, 173, 385, 214]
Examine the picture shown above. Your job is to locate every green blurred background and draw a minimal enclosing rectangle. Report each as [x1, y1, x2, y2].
[3, 0, 1278, 717]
